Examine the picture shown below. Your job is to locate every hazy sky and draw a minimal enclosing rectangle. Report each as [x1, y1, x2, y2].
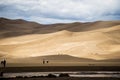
[0, 0, 120, 24]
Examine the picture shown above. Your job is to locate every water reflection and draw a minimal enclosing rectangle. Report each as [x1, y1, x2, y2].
[4, 71, 120, 78]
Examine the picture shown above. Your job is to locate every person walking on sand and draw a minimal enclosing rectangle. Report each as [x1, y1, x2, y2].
[43, 59, 45, 64]
[3, 59, 6, 68]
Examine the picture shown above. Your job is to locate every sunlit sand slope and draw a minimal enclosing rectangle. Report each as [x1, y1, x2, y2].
[0, 18, 120, 60]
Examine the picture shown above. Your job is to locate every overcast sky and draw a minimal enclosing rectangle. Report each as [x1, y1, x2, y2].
[0, 0, 120, 24]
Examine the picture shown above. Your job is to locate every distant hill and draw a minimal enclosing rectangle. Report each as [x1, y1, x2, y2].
[0, 17, 120, 60]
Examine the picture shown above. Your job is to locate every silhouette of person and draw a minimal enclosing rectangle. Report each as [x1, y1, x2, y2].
[46, 60, 49, 64]
[43, 59, 45, 64]
[0, 71, 3, 76]
[3, 59, 6, 68]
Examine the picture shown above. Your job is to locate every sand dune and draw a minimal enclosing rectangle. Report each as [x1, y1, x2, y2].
[0, 18, 120, 61]
[5, 54, 96, 63]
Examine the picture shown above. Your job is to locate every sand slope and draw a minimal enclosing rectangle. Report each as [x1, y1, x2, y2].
[0, 18, 120, 61]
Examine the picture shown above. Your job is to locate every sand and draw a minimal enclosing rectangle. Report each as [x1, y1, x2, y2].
[3, 66, 120, 73]
[0, 18, 120, 61]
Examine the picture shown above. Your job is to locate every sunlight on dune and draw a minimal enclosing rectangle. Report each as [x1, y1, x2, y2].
[0, 25, 120, 60]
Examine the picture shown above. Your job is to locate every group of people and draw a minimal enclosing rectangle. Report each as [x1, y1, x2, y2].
[0, 59, 6, 77]
[1, 59, 6, 68]
[43, 59, 49, 64]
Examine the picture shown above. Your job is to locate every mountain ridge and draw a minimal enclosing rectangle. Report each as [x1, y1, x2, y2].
[0, 18, 120, 39]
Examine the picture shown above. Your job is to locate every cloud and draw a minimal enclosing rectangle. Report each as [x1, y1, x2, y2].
[0, 0, 120, 24]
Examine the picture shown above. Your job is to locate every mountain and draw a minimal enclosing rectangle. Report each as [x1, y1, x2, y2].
[0, 17, 120, 61]
[0, 17, 44, 39]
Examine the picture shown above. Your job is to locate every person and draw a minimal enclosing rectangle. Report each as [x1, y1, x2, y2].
[46, 60, 49, 64]
[3, 59, 6, 68]
[43, 59, 45, 64]
[0, 71, 3, 77]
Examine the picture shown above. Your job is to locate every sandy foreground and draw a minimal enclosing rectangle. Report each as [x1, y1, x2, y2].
[3, 66, 120, 73]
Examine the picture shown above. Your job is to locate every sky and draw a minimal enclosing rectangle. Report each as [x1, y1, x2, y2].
[0, 0, 120, 24]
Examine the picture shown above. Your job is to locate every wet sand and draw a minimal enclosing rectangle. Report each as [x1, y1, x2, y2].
[4, 66, 120, 73]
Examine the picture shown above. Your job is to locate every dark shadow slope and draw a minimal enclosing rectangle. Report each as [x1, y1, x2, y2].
[0, 17, 120, 39]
